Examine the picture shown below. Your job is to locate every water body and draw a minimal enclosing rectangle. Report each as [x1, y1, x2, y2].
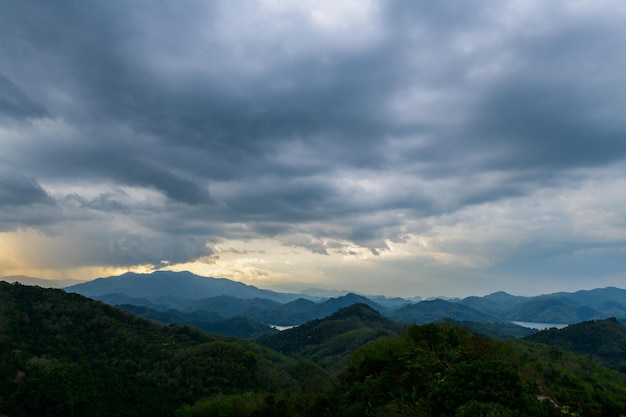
[269, 324, 298, 331]
[512, 321, 569, 330]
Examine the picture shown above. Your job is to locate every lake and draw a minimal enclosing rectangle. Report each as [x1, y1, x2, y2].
[269, 324, 298, 331]
[512, 321, 569, 330]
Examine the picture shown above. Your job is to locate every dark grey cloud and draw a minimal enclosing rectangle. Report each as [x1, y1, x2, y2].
[1, 0, 626, 287]
[472, 75, 626, 171]
[0, 171, 59, 232]
[0, 74, 48, 120]
[98, 232, 214, 268]
[0, 172, 52, 207]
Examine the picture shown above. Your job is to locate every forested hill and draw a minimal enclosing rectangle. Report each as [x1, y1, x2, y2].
[524, 317, 626, 372]
[4, 281, 626, 416]
[257, 303, 405, 370]
[0, 282, 323, 417]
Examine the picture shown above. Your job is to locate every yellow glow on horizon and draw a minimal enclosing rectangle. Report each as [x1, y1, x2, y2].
[1, 230, 490, 296]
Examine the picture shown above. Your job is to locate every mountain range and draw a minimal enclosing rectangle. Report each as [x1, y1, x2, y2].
[60, 271, 626, 339]
[3, 279, 626, 416]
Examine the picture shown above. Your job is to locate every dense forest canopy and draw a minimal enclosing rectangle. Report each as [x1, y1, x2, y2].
[0, 282, 319, 416]
[1, 282, 626, 416]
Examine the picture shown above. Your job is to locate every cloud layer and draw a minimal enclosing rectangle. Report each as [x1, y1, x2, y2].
[1, 0, 626, 296]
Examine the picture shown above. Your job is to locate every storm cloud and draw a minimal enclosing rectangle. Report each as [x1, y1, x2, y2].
[1, 0, 626, 296]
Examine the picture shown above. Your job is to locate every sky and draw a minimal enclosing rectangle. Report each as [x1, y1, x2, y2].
[1, 0, 626, 298]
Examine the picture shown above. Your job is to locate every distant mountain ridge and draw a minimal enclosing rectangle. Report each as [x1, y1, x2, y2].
[64, 271, 626, 334]
[65, 270, 305, 304]
[390, 298, 501, 324]
[456, 287, 626, 323]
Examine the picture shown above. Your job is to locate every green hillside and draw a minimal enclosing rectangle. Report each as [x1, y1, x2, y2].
[0, 282, 322, 417]
[3, 281, 626, 417]
[524, 317, 626, 372]
[449, 320, 537, 339]
[257, 303, 405, 371]
[182, 321, 626, 416]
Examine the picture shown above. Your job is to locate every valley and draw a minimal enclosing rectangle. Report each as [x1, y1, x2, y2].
[1, 272, 626, 415]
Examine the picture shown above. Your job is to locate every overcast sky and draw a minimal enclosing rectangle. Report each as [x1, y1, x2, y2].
[1, 0, 626, 297]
